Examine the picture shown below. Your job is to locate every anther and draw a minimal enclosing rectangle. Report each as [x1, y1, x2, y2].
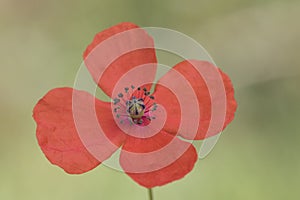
[113, 98, 120, 105]
[151, 104, 158, 111]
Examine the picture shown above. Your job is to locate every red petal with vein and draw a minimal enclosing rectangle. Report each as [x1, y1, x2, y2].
[153, 67, 201, 140]
[219, 68, 237, 127]
[83, 22, 157, 97]
[156, 60, 237, 140]
[120, 131, 197, 188]
[33, 88, 125, 174]
[152, 84, 181, 135]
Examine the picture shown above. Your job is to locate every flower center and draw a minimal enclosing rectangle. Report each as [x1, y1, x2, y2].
[112, 85, 157, 126]
[126, 97, 145, 119]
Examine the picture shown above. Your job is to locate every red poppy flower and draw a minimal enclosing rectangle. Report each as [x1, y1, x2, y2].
[33, 22, 237, 188]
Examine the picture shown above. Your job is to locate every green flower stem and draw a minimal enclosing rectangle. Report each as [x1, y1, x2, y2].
[148, 188, 153, 200]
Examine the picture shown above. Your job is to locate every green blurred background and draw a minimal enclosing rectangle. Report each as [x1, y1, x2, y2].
[1, 0, 299, 199]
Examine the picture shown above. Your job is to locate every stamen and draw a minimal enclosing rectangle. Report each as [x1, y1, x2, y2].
[113, 85, 157, 126]
[124, 87, 129, 93]
[138, 119, 143, 124]
[113, 98, 120, 105]
[151, 103, 158, 111]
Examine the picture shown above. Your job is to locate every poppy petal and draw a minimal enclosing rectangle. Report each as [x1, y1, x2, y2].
[120, 131, 197, 188]
[155, 60, 237, 140]
[33, 88, 125, 174]
[83, 22, 157, 97]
